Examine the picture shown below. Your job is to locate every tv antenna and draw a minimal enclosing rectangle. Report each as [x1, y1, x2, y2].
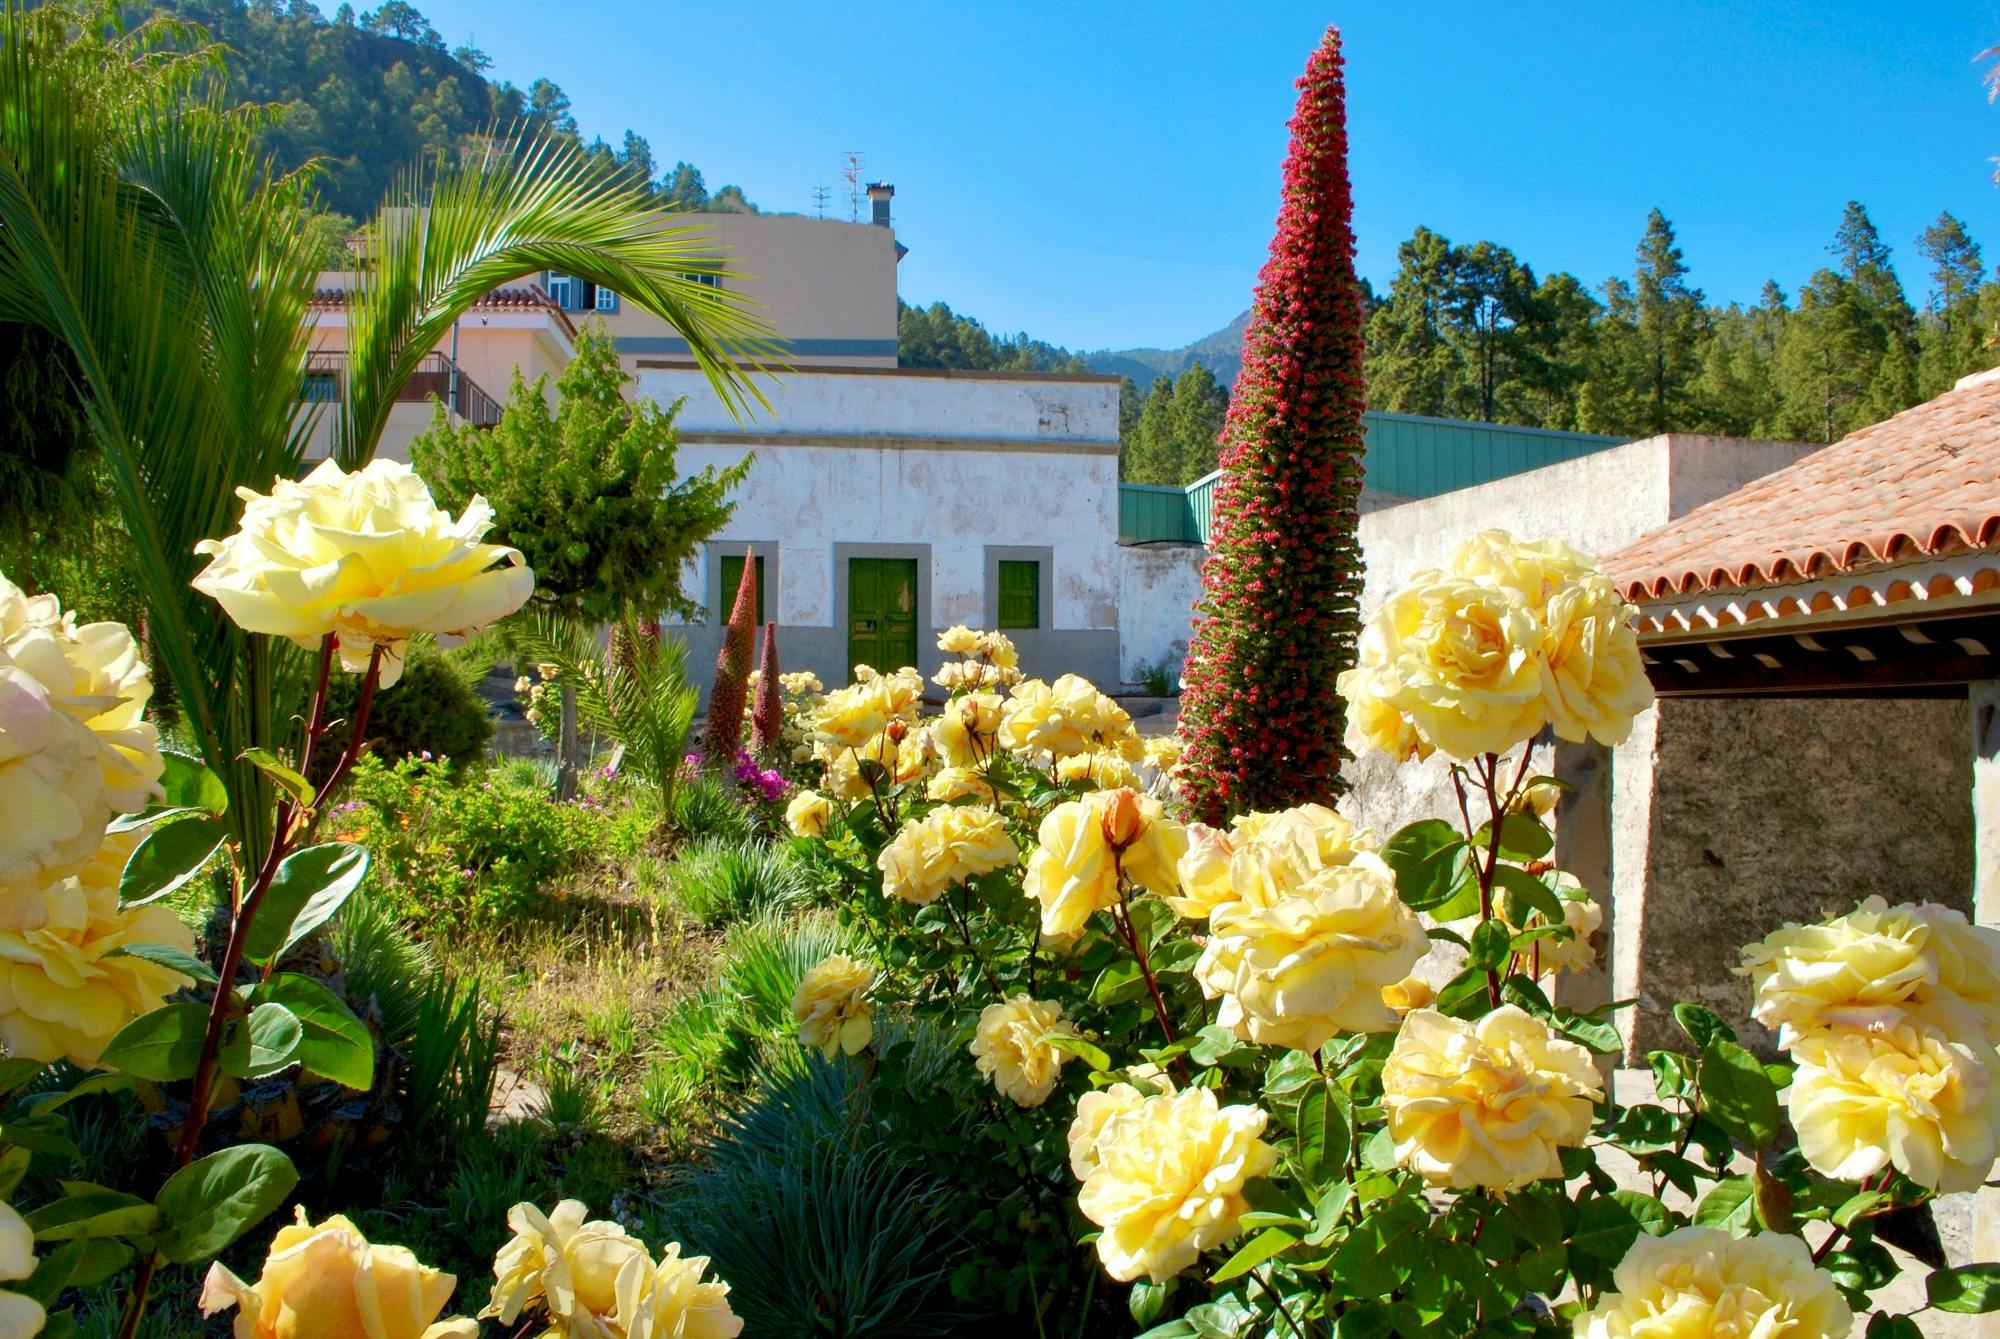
[841, 150, 864, 222]
[810, 184, 831, 219]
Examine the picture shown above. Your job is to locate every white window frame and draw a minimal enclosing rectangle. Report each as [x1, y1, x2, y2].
[594, 286, 619, 313]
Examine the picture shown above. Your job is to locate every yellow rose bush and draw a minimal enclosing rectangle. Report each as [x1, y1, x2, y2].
[480, 1200, 741, 1339]
[777, 557, 1998, 1336]
[200, 1208, 476, 1339]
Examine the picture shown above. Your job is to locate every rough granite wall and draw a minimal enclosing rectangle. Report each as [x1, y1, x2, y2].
[1631, 695, 1973, 1055]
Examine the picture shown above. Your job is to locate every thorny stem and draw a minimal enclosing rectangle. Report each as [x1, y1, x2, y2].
[1111, 882, 1188, 1083]
[119, 638, 383, 1339]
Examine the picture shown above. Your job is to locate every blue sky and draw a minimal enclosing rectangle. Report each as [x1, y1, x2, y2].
[410, 0, 2000, 353]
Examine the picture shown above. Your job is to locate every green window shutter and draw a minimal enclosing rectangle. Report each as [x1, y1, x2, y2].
[997, 560, 1040, 629]
[718, 554, 766, 624]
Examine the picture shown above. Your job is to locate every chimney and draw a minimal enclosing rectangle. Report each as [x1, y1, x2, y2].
[866, 181, 894, 228]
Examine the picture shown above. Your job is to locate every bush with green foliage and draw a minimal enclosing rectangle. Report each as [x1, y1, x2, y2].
[312, 641, 495, 782]
[662, 837, 807, 927]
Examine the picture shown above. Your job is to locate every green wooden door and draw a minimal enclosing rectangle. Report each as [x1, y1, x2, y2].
[847, 558, 918, 678]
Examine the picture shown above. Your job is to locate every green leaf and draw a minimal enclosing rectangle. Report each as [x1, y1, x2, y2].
[1295, 1081, 1352, 1180]
[1129, 1281, 1171, 1327]
[1929, 1263, 2000, 1313]
[1380, 820, 1466, 911]
[1044, 1034, 1111, 1072]
[159, 750, 228, 816]
[1673, 1002, 1736, 1049]
[0, 1060, 43, 1100]
[105, 942, 217, 985]
[1466, 918, 1512, 971]
[1264, 1050, 1317, 1100]
[98, 1002, 209, 1082]
[0, 1121, 80, 1162]
[239, 748, 315, 809]
[20, 1238, 132, 1304]
[1360, 1126, 1398, 1172]
[1493, 864, 1566, 927]
[1434, 968, 1491, 1019]
[1209, 1227, 1297, 1283]
[1499, 974, 1554, 1017]
[220, 1003, 302, 1079]
[1693, 1177, 1755, 1231]
[1699, 1039, 1780, 1148]
[255, 975, 374, 1089]
[1473, 814, 1553, 862]
[25, 1184, 160, 1241]
[1864, 1316, 1923, 1339]
[106, 805, 206, 834]
[17, 1073, 132, 1117]
[118, 817, 229, 907]
[154, 1145, 299, 1263]
[1188, 1026, 1258, 1069]
[1832, 1191, 1889, 1230]
[241, 843, 370, 964]
[1570, 1191, 1669, 1263]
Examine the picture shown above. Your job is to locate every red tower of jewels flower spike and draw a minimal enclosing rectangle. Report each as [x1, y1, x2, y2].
[1175, 27, 1368, 822]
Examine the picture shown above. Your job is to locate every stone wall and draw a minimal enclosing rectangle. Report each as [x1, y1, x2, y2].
[1114, 543, 1205, 684]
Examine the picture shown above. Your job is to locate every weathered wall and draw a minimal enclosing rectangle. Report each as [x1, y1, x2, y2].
[1622, 695, 1974, 1055]
[1114, 543, 1206, 683]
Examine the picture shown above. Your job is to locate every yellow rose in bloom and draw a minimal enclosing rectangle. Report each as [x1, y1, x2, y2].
[1024, 789, 1186, 937]
[1789, 1024, 2000, 1192]
[790, 955, 875, 1058]
[1381, 975, 1435, 1017]
[1001, 674, 1141, 760]
[784, 790, 832, 838]
[0, 1200, 43, 1338]
[1075, 1087, 1278, 1284]
[191, 459, 532, 689]
[877, 804, 1019, 906]
[1574, 1227, 1852, 1339]
[652, 1243, 744, 1339]
[937, 624, 980, 655]
[1196, 852, 1428, 1050]
[0, 576, 163, 885]
[1067, 1083, 1150, 1180]
[823, 731, 925, 801]
[483, 1199, 711, 1339]
[975, 629, 1019, 669]
[932, 693, 1003, 768]
[201, 1207, 474, 1339]
[1226, 804, 1373, 909]
[1054, 750, 1139, 790]
[1166, 823, 1237, 920]
[810, 678, 897, 750]
[926, 766, 997, 804]
[1739, 896, 2000, 1047]
[0, 830, 197, 1067]
[1537, 574, 1654, 746]
[1336, 661, 1434, 764]
[1382, 1005, 1602, 1191]
[971, 994, 1077, 1107]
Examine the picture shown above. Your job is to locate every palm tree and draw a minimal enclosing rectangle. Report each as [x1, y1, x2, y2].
[0, 4, 774, 850]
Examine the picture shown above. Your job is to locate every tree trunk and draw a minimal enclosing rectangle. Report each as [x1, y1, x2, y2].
[557, 681, 580, 800]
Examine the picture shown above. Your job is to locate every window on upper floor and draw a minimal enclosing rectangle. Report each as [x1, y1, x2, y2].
[679, 271, 722, 289]
[595, 287, 619, 313]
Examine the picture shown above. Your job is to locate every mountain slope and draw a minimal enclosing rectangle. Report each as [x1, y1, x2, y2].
[1085, 310, 1249, 386]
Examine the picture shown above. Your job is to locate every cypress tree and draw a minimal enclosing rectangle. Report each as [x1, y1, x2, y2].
[1176, 27, 1367, 821]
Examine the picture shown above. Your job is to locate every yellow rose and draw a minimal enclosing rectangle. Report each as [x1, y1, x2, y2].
[926, 766, 997, 804]
[784, 790, 832, 838]
[202, 1207, 474, 1339]
[1381, 975, 1435, 1017]
[0, 576, 163, 884]
[0, 830, 198, 1067]
[1336, 661, 1434, 764]
[1789, 1024, 2000, 1193]
[823, 731, 925, 801]
[1074, 1087, 1277, 1284]
[1166, 823, 1237, 920]
[878, 805, 1018, 906]
[975, 629, 1019, 669]
[1575, 1227, 1852, 1339]
[1739, 897, 2000, 1047]
[971, 994, 1077, 1107]
[1344, 570, 1546, 762]
[1196, 852, 1428, 1051]
[1023, 789, 1186, 937]
[934, 660, 1006, 693]
[936, 624, 980, 655]
[1226, 803, 1373, 908]
[1537, 573, 1653, 747]
[790, 955, 875, 1058]
[1067, 1082, 1150, 1180]
[0, 1200, 42, 1338]
[1382, 1005, 1602, 1191]
[1450, 531, 1598, 608]
[191, 459, 532, 688]
[810, 679, 896, 750]
[481, 1200, 668, 1337]
[1054, 750, 1139, 790]
[1000, 674, 1139, 760]
[932, 693, 1003, 768]
[652, 1243, 744, 1339]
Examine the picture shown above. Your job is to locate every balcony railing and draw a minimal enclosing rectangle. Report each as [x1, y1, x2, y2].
[300, 352, 503, 428]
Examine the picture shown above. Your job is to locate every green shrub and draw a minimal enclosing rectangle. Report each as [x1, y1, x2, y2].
[314, 643, 495, 782]
[669, 772, 754, 843]
[664, 837, 807, 927]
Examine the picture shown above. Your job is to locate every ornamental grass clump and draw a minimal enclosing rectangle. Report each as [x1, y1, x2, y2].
[771, 524, 1999, 1335]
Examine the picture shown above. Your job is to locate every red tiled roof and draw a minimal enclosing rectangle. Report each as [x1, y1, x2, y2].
[1607, 369, 2000, 604]
[308, 284, 577, 337]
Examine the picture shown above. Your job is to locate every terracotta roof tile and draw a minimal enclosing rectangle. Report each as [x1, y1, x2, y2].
[308, 283, 577, 336]
[1606, 369, 2000, 601]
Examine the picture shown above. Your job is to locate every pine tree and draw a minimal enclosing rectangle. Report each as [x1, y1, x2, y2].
[1177, 27, 1366, 821]
[1631, 209, 1709, 433]
[1169, 362, 1229, 481]
[1124, 376, 1180, 483]
[1916, 211, 1990, 394]
[1362, 225, 1460, 417]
